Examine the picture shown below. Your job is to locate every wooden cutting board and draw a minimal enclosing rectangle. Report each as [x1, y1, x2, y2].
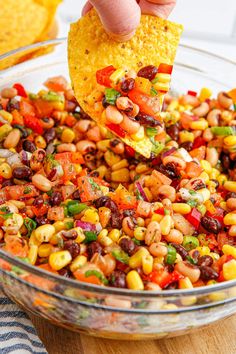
[30, 313, 236, 354]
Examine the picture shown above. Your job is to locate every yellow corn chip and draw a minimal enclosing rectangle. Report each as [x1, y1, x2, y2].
[35, 0, 61, 39]
[68, 9, 183, 157]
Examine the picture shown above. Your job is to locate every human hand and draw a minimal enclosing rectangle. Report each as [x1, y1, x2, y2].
[82, 0, 176, 41]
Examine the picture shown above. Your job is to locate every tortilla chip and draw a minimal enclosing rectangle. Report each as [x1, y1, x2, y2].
[35, 0, 61, 39]
[68, 9, 183, 157]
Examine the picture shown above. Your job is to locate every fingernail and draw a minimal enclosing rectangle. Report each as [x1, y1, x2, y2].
[109, 30, 136, 42]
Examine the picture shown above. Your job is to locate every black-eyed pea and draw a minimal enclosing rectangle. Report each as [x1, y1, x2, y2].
[192, 102, 209, 117]
[157, 185, 176, 202]
[32, 174, 52, 192]
[76, 140, 96, 154]
[149, 242, 167, 257]
[122, 217, 135, 237]
[165, 229, 184, 244]
[120, 114, 140, 135]
[206, 147, 218, 167]
[1, 87, 17, 99]
[175, 261, 200, 283]
[207, 109, 221, 126]
[105, 105, 123, 124]
[3, 129, 21, 149]
[145, 221, 161, 245]
[57, 143, 76, 153]
[217, 91, 233, 109]
[104, 296, 131, 309]
[226, 198, 236, 211]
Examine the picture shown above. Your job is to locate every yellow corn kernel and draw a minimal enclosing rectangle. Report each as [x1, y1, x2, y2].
[112, 159, 128, 171]
[155, 73, 171, 83]
[143, 187, 152, 202]
[181, 296, 197, 306]
[51, 100, 65, 111]
[131, 126, 145, 142]
[4, 213, 24, 229]
[179, 277, 193, 289]
[224, 135, 236, 147]
[29, 230, 41, 247]
[126, 270, 144, 290]
[137, 217, 145, 227]
[199, 171, 210, 184]
[72, 228, 85, 243]
[179, 131, 194, 144]
[210, 168, 220, 180]
[61, 128, 75, 143]
[98, 229, 113, 246]
[167, 100, 178, 112]
[96, 139, 110, 152]
[110, 69, 126, 84]
[111, 168, 130, 182]
[222, 244, 236, 259]
[0, 110, 13, 123]
[28, 245, 38, 265]
[223, 259, 236, 280]
[210, 252, 220, 261]
[217, 174, 227, 186]
[160, 215, 172, 236]
[34, 224, 55, 243]
[209, 291, 226, 302]
[204, 200, 216, 214]
[135, 77, 152, 94]
[224, 212, 236, 226]
[38, 244, 53, 258]
[35, 136, 46, 149]
[70, 255, 87, 272]
[86, 89, 104, 106]
[197, 188, 210, 202]
[134, 227, 146, 241]
[0, 124, 12, 142]
[151, 213, 163, 222]
[74, 164, 82, 174]
[104, 150, 121, 167]
[142, 254, 153, 275]
[172, 203, 191, 215]
[38, 89, 47, 97]
[81, 209, 99, 224]
[207, 180, 216, 194]
[162, 303, 178, 310]
[49, 250, 72, 271]
[154, 256, 164, 265]
[196, 246, 211, 256]
[53, 219, 71, 232]
[129, 247, 149, 268]
[95, 165, 107, 178]
[108, 229, 120, 242]
[0, 163, 12, 179]
[199, 87, 212, 102]
[190, 119, 208, 130]
[200, 160, 212, 174]
[224, 181, 236, 193]
[153, 81, 170, 92]
[135, 163, 150, 174]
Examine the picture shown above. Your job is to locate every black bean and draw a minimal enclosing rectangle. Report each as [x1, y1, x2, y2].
[110, 212, 122, 229]
[109, 270, 126, 288]
[119, 238, 136, 256]
[165, 264, 174, 273]
[6, 98, 19, 112]
[33, 196, 44, 208]
[180, 141, 193, 152]
[200, 266, 218, 280]
[201, 216, 222, 234]
[121, 78, 135, 93]
[171, 243, 188, 260]
[198, 255, 213, 267]
[93, 196, 110, 209]
[22, 140, 36, 153]
[87, 241, 103, 259]
[61, 230, 78, 240]
[137, 65, 158, 81]
[64, 240, 80, 259]
[221, 153, 232, 170]
[135, 112, 162, 127]
[166, 124, 179, 141]
[156, 162, 179, 179]
[102, 96, 109, 108]
[110, 138, 121, 148]
[50, 191, 62, 206]
[12, 166, 32, 180]
[35, 216, 49, 226]
[44, 128, 56, 144]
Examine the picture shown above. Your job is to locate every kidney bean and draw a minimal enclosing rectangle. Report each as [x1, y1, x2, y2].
[190, 250, 200, 263]
[61, 230, 78, 240]
[33, 196, 44, 208]
[119, 238, 136, 256]
[22, 140, 36, 153]
[171, 243, 188, 260]
[221, 153, 233, 170]
[166, 124, 179, 141]
[110, 212, 122, 229]
[201, 216, 222, 234]
[64, 240, 80, 259]
[137, 65, 158, 81]
[50, 191, 63, 206]
[93, 196, 110, 209]
[44, 128, 56, 144]
[200, 266, 218, 280]
[135, 112, 161, 127]
[87, 241, 103, 259]
[104, 199, 118, 213]
[35, 216, 49, 226]
[6, 98, 19, 112]
[198, 255, 213, 267]
[2, 179, 14, 187]
[72, 190, 81, 201]
[157, 162, 179, 179]
[121, 78, 135, 93]
[109, 270, 127, 288]
[180, 141, 193, 152]
[12, 166, 32, 180]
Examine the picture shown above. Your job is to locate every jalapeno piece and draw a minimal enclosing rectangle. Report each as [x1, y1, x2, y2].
[166, 245, 177, 264]
[183, 236, 199, 251]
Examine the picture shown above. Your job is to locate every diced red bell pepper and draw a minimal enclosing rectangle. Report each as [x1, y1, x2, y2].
[106, 123, 126, 138]
[148, 269, 182, 288]
[187, 90, 197, 97]
[128, 89, 160, 116]
[125, 146, 135, 157]
[96, 65, 116, 87]
[158, 63, 173, 75]
[154, 207, 165, 215]
[24, 115, 43, 134]
[192, 136, 206, 150]
[185, 208, 202, 230]
[218, 270, 225, 282]
[13, 83, 27, 98]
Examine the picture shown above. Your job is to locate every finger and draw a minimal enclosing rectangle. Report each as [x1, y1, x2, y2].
[139, 0, 176, 18]
[89, 0, 141, 41]
[82, 1, 93, 16]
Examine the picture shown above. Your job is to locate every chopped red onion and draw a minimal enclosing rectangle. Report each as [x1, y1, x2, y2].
[135, 182, 149, 202]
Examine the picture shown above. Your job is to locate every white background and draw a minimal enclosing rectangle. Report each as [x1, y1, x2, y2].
[58, 0, 236, 60]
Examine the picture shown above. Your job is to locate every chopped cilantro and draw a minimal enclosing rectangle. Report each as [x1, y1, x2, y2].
[23, 186, 32, 194]
[0, 206, 9, 213]
[187, 200, 198, 207]
[150, 87, 158, 96]
[112, 249, 129, 265]
[88, 178, 101, 191]
[84, 231, 97, 244]
[24, 218, 37, 237]
[189, 190, 197, 195]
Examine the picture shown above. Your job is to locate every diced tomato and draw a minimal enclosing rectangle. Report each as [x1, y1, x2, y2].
[4, 235, 29, 257]
[180, 112, 195, 129]
[158, 63, 173, 75]
[110, 185, 137, 210]
[96, 65, 116, 87]
[154, 207, 165, 215]
[77, 176, 103, 202]
[11, 110, 24, 126]
[32, 204, 49, 217]
[44, 76, 68, 92]
[187, 90, 197, 97]
[0, 259, 11, 271]
[33, 98, 54, 118]
[4, 185, 38, 200]
[24, 115, 43, 134]
[206, 207, 224, 224]
[217, 232, 233, 251]
[55, 153, 76, 182]
[125, 146, 135, 157]
[106, 123, 126, 138]
[137, 200, 151, 217]
[65, 114, 77, 127]
[128, 89, 160, 116]
[71, 152, 85, 164]
[227, 88, 236, 103]
[13, 83, 27, 98]
[185, 208, 202, 230]
[73, 271, 102, 285]
[189, 146, 206, 161]
[148, 269, 182, 288]
[192, 136, 206, 150]
[19, 100, 35, 117]
[185, 161, 203, 178]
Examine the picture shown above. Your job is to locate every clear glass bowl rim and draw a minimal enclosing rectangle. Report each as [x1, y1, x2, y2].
[0, 37, 236, 298]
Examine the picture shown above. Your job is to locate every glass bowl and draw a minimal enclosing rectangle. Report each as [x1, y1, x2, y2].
[0, 38, 236, 340]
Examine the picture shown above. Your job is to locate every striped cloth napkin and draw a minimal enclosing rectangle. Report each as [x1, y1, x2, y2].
[0, 289, 47, 354]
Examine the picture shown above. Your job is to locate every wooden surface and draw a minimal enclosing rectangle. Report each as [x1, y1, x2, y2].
[29, 314, 236, 354]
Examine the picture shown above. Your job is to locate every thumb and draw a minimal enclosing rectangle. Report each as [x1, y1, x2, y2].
[88, 0, 141, 41]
